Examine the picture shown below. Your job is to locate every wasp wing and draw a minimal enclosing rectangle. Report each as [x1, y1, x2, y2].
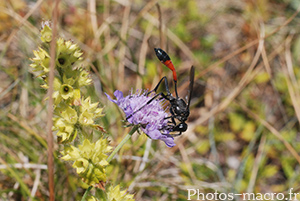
[187, 66, 195, 109]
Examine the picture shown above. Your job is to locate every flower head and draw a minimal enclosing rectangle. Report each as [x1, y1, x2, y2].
[56, 38, 83, 69]
[78, 68, 92, 87]
[106, 185, 135, 201]
[106, 90, 175, 147]
[61, 138, 112, 185]
[40, 21, 52, 43]
[53, 105, 78, 143]
[78, 97, 105, 131]
[85, 185, 135, 201]
[30, 47, 50, 77]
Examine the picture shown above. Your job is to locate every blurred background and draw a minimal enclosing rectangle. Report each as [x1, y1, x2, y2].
[1, 0, 300, 200]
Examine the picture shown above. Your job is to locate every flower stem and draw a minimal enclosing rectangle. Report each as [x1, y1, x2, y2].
[107, 125, 139, 163]
[81, 186, 92, 201]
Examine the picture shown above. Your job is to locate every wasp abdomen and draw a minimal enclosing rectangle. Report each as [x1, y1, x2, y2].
[154, 48, 170, 62]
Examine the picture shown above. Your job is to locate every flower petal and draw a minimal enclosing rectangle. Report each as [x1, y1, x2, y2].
[159, 135, 176, 147]
[113, 90, 123, 101]
[143, 128, 161, 140]
[105, 92, 118, 104]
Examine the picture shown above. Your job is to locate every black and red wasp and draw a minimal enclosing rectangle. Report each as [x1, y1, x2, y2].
[127, 48, 194, 136]
[153, 48, 194, 136]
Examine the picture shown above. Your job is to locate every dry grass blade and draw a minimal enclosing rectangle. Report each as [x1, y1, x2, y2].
[130, 0, 158, 28]
[89, 0, 98, 40]
[193, 31, 265, 127]
[31, 169, 41, 198]
[7, 113, 47, 148]
[176, 26, 287, 152]
[283, 35, 300, 123]
[156, 3, 165, 50]
[144, 13, 196, 63]
[237, 101, 300, 165]
[0, 163, 47, 169]
[261, 40, 289, 123]
[118, 3, 131, 91]
[0, 1, 41, 52]
[247, 135, 266, 193]
[180, 3, 300, 91]
[137, 23, 153, 88]
[0, 157, 32, 198]
[178, 143, 197, 183]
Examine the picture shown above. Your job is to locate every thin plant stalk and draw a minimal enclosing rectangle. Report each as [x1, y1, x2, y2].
[107, 125, 139, 163]
[81, 186, 93, 201]
[47, 0, 60, 200]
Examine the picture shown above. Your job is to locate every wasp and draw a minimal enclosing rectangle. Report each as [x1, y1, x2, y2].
[127, 48, 194, 136]
[153, 48, 194, 136]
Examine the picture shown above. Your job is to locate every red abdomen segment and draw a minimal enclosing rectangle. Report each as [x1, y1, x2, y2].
[162, 60, 177, 82]
[154, 48, 178, 82]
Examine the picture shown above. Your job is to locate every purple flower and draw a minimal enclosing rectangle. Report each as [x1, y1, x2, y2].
[105, 90, 176, 147]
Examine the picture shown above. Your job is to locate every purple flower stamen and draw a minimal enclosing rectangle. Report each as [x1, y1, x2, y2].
[105, 90, 176, 147]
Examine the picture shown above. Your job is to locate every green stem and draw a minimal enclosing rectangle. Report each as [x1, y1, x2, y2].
[107, 125, 139, 163]
[81, 186, 93, 201]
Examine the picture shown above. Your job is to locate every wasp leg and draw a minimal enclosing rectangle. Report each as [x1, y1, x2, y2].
[127, 76, 174, 121]
[147, 76, 172, 96]
[169, 132, 182, 137]
[160, 130, 182, 137]
[126, 91, 171, 120]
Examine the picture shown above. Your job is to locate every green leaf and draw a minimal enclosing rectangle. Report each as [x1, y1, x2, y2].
[240, 122, 256, 141]
[254, 72, 270, 84]
[229, 113, 246, 132]
[196, 139, 210, 154]
[262, 165, 278, 178]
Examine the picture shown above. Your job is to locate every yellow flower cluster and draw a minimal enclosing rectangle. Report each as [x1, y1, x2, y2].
[106, 185, 135, 201]
[30, 22, 101, 143]
[53, 97, 104, 143]
[30, 21, 135, 200]
[61, 139, 112, 185]
[85, 185, 135, 201]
